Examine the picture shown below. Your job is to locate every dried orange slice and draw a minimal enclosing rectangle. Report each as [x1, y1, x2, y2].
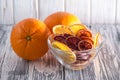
[80, 36, 94, 44]
[52, 41, 76, 63]
[66, 36, 80, 50]
[54, 35, 66, 44]
[78, 40, 93, 51]
[69, 24, 86, 35]
[53, 25, 73, 34]
[76, 29, 92, 38]
[94, 33, 100, 47]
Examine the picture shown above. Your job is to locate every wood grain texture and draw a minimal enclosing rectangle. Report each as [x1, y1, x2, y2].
[32, 0, 39, 18]
[65, 0, 90, 25]
[28, 53, 63, 80]
[65, 63, 95, 80]
[91, 0, 116, 24]
[34, 1, 65, 79]
[38, 0, 64, 21]
[0, 0, 120, 25]
[116, 0, 120, 24]
[91, 25, 120, 80]
[0, 0, 120, 79]
[0, 25, 120, 80]
[0, 27, 29, 80]
[0, 28, 7, 79]
[13, 0, 37, 23]
[0, 26, 63, 80]
[0, 0, 14, 24]
[64, 25, 120, 80]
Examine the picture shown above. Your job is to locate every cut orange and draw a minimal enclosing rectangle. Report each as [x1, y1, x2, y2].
[69, 24, 86, 35]
[53, 25, 73, 34]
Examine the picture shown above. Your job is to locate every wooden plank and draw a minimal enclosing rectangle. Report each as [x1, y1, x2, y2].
[32, 0, 39, 18]
[64, 26, 95, 80]
[0, 29, 7, 79]
[65, 61, 96, 80]
[13, 0, 37, 23]
[0, 0, 14, 24]
[116, 0, 120, 24]
[0, 26, 63, 80]
[91, 0, 116, 24]
[65, 0, 90, 25]
[0, 25, 120, 80]
[91, 25, 120, 80]
[116, 25, 120, 80]
[0, 26, 29, 80]
[65, 25, 120, 80]
[32, 1, 65, 79]
[115, 25, 120, 58]
[29, 52, 63, 80]
[38, 0, 64, 21]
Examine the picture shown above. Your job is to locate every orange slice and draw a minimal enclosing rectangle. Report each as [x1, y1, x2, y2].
[53, 25, 73, 34]
[69, 24, 86, 35]
[76, 29, 92, 38]
[94, 33, 100, 47]
[52, 41, 76, 63]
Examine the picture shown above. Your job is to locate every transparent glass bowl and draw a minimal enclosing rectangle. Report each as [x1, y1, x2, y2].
[47, 33, 104, 70]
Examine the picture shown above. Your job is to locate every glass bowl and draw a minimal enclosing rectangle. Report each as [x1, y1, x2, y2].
[47, 32, 104, 70]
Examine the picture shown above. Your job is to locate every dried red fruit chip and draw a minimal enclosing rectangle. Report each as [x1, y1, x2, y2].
[63, 33, 72, 38]
[78, 40, 93, 51]
[66, 36, 80, 50]
[76, 29, 92, 38]
[54, 35, 66, 44]
[80, 36, 94, 44]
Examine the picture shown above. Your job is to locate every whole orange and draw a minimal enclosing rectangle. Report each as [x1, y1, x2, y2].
[10, 18, 51, 60]
[44, 11, 81, 32]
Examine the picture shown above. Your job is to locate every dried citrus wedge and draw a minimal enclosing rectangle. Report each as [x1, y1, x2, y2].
[94, 33, 100, 47]
[76, 29, 92, 38]
[53, 25, 73, 34]
[78, 40, 93, 51]
[69, 24, 86, 35]
[52, 41, 76, 63]
[52, 41, 71, 51]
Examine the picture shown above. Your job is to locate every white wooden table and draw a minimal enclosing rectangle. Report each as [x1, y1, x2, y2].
[0, 25, 120, 80]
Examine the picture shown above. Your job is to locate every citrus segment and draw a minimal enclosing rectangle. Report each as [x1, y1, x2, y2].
[94, 33, 100, 47]
[69, 24, 86, 35]
[52, 41, 71, 51]
[52, 41, 76, 63]
[78, 40, 93, 51]
[76, 29, 92, 38]
[54, 35, 66, 44]
[53, 25, 73, 34]
[66, 36, 80, 50]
